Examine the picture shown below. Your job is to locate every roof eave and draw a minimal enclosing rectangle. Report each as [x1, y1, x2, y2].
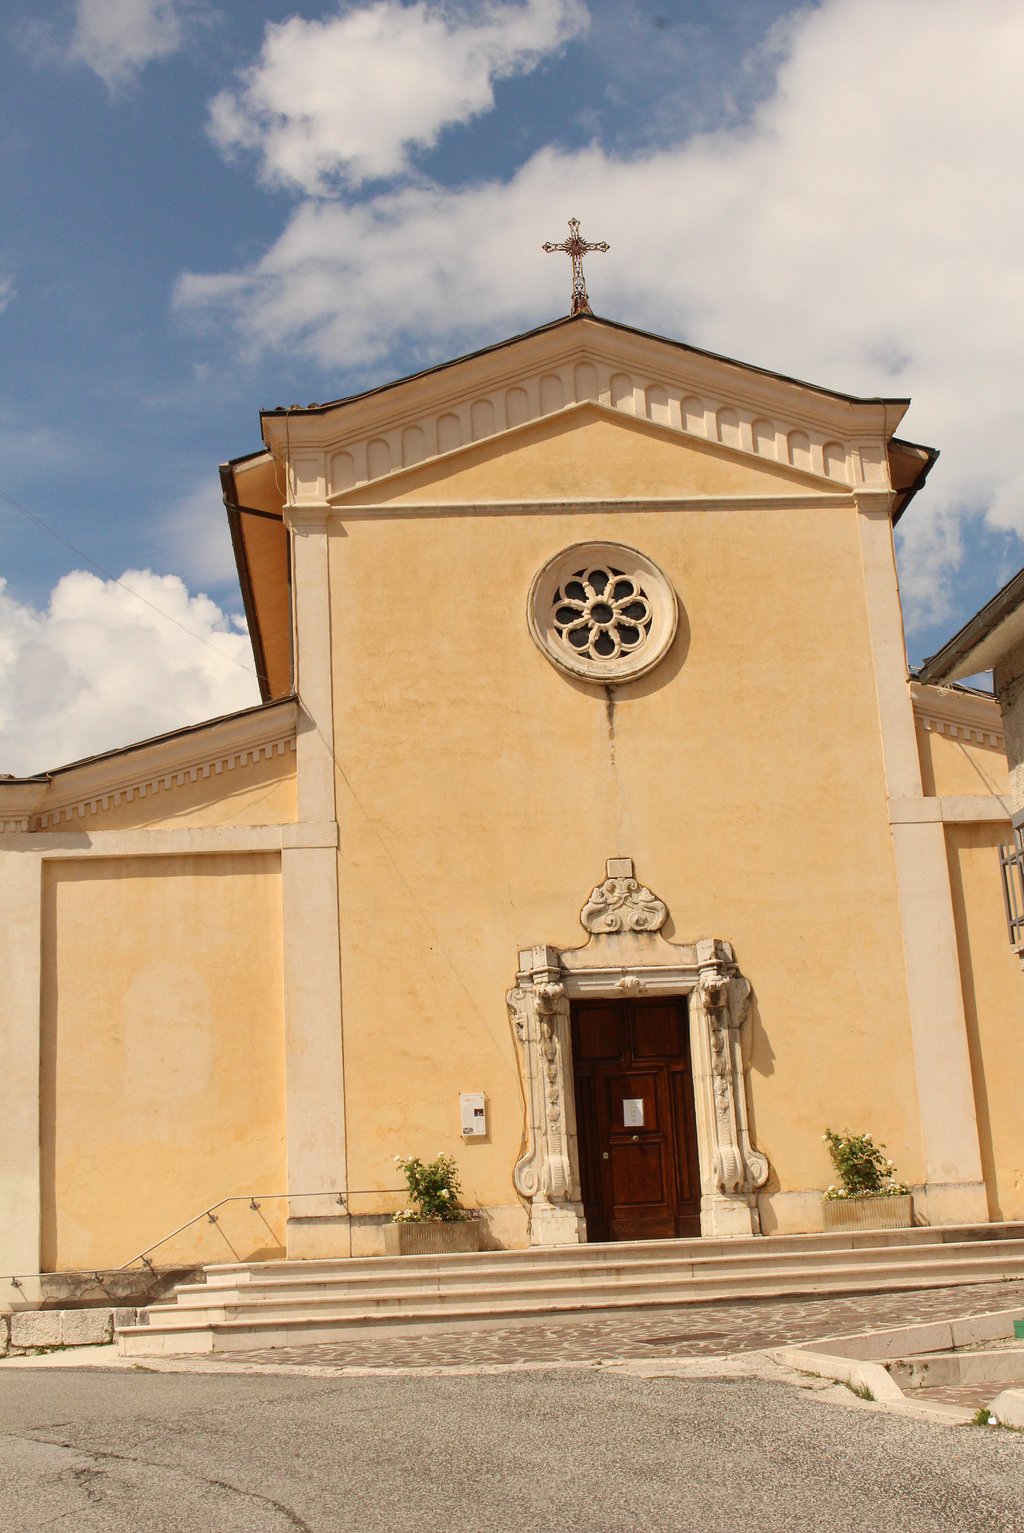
[891, 441, 940, 526]
[259, 311, 914, 427]
[221, 460, 275, 703]
[918, 565, 1024, 683]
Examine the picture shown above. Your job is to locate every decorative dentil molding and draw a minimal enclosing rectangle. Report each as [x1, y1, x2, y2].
[30, 738, 296, 831]
[914, 711, 1004, 749]
[508, 858, 769, 1246]
[1, 704, 299, 836]
[911, 682, 1004, 750]
[263, 325, 892, 509]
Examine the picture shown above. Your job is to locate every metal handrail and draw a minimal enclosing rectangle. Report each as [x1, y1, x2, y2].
[2, 1186, 407, 1293]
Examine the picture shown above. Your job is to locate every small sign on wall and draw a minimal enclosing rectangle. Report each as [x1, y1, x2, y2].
[623, 1098, 645, 1128]
[460, 1092, 487, 1138]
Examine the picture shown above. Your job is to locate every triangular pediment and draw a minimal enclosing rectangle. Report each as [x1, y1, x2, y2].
[328, 403, 841, 506]
[263, 316, 908, 510]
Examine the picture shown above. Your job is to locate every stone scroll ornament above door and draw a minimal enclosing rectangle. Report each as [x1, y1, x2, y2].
[507, 859, 769, 1245]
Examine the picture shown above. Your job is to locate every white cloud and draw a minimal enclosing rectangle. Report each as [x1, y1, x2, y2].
[179, 0, 1024, 629]
[70, 0, 188, 89]
[0, 277, 14, 315]
[0, 571, 259, 777]
[208, 0, 589, 193]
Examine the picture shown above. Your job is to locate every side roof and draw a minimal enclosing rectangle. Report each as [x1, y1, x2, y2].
[259, 311, 912, 419]
[0, 696, 298, 832]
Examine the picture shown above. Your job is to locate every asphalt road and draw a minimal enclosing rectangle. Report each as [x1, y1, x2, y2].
[0, 1366, 1022, 1532]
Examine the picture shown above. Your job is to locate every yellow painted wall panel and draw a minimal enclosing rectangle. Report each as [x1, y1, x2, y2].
[916, 726, 1009, 799]
[946, 822, 1024, 1219]
[40, 853, 286, 1270]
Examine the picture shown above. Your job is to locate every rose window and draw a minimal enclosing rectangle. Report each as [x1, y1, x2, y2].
[528, 541, 678, 683]
[552, 566, 653, 661]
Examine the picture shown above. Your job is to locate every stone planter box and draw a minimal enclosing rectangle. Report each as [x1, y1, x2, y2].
[383, 1220, 481, 1256]
[822, 1194, 914, 1232]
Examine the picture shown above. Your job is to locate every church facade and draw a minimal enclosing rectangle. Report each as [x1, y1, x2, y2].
[3, 314, 1023, 1286]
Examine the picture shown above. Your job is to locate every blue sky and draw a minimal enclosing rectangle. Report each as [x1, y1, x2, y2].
[2, 0, 1023, 772]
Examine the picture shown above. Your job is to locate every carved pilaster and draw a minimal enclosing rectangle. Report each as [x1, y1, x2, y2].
[509, 947, 585, 1246]
[691, 939, 768, 1235]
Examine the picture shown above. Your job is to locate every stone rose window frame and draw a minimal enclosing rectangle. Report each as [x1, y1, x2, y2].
[528, 542, 678, 683]
[507, 858, 769, 1246]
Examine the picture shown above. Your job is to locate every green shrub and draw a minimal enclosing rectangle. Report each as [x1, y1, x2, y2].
[822, 1129, 910, 1200]
[393, 1153, 468, 1222]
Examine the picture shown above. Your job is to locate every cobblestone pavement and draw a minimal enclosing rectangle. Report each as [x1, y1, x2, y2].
[914, 1382, 1009, 1410]
[219, 1280, 1024, 1371]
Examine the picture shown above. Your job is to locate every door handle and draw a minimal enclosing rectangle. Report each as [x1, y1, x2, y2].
[602, 1151, 609, 1160]
[631, 1134, 640, 1143]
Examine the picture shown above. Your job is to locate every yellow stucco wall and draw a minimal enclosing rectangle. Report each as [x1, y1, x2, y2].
[56, 749, 297, 833]
[946, 822, 1024, 1219]
[916, 725, 1009, 799]
[328, 429, 923, 1227]
[40, 853, 286, 1270]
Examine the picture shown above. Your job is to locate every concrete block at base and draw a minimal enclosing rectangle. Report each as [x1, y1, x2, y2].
[113, 1308, 139, 1329]
[11, 1311, 62, 1349]
[919, 1181, 990, 1226]
[61, 1310, 113, 1346]
[989, 1389, 1024, 1428]
[0, 1314, 8, 1356]
[757, 1190, 826, 1235]
[285, 1215, 351, 1260]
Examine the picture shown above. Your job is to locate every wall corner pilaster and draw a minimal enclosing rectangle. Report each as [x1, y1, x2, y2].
[0, 851, 43, 1278]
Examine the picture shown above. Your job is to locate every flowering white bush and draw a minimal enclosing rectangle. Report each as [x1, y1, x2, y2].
[392, 1153, 468, 1222]
[822, 1129, 911, 1201]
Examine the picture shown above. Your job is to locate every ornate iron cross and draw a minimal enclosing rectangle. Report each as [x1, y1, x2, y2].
[542, 217, 609, 316]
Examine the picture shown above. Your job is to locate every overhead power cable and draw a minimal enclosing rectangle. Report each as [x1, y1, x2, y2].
[0, 484, 257, 677]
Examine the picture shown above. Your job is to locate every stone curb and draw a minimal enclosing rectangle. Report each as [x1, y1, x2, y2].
[763, 1306, 1024, 1426]
[987, 1389, 1024, 1428]
[768, 1345, 907, 1403]
[2, 1308, 138, 1355]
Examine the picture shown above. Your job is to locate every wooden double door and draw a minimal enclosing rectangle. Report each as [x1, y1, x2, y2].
[571, 997, 701, 1241]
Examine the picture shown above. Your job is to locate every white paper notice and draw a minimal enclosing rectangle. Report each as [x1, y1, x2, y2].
[623, 1098, 645, 1127]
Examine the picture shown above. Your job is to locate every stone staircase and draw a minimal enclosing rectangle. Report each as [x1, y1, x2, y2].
[116, 1222, 1024, 1356]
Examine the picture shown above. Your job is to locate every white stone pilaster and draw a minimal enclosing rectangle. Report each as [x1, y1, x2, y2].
[289, 507, 337, 826]
[282, 504, 349, 1255]
[858, 497, 987, 1222]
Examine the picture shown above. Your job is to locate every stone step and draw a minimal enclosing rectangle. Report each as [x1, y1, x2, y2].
[118, 1260, 1024, 1356]
[194, 1222, 1024, 1289]
[119, 1246, 1024, 1354]
[162, 1237, 1024, 1311]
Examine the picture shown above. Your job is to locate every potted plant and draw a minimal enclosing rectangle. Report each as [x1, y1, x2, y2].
[383, 1153, 481, 1255]
[821, 1129, 914, 1231]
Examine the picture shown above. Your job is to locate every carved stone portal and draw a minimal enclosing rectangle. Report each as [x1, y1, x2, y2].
[508, 858, 769, 1245]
